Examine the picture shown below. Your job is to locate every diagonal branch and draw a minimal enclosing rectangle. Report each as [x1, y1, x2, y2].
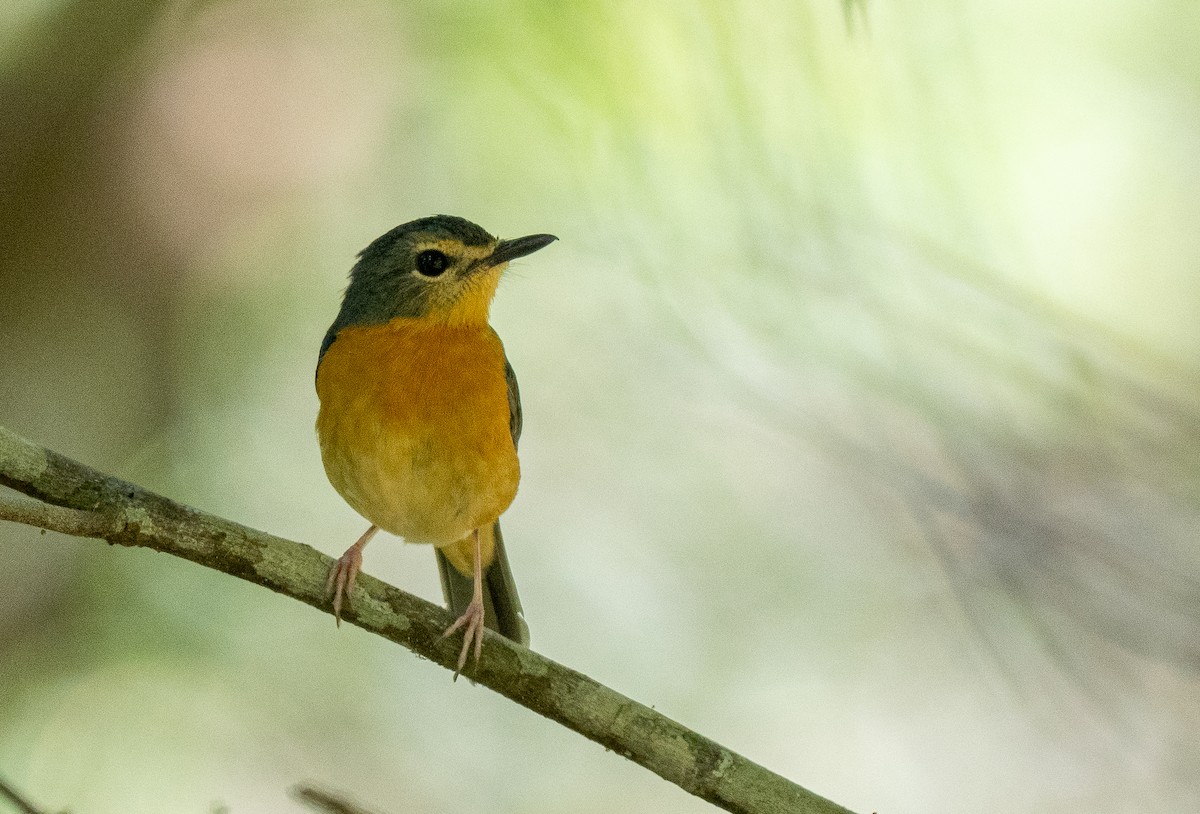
[292, 784, 384, 814]
[0, 775, 56, 814]
[0, 425, 857, 814]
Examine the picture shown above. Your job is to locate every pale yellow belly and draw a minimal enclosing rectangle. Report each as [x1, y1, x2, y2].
[319, 419, 519, 544]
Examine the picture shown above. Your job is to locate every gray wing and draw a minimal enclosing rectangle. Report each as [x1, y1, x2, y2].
[505, 357, 523, 449]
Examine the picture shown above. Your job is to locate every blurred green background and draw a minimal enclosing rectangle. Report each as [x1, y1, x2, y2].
[2, 1, 1198, 812]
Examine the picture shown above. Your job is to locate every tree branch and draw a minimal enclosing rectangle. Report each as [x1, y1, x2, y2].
[0, 494, 117, 539]
[0, 775, 55, 814]
[292, 784, 383, 814]
[0, 425, 857, 814]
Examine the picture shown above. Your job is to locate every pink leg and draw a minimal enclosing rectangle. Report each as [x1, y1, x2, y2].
[441, 528, 485, 679]
[327, 524, 378, 626]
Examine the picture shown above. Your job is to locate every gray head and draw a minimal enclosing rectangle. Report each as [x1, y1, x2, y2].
[318, 215, 556, 365]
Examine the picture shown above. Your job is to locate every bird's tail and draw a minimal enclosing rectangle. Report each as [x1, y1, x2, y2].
[436, 521, 529, 646]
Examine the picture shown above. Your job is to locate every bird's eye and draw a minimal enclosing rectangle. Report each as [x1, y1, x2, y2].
[416, 250, 450, 277]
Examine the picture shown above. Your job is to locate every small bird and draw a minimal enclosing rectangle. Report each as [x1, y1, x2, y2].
[315, 215, 556, 674]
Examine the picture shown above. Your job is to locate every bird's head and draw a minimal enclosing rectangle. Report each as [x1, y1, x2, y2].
[334, 215, 557, 332]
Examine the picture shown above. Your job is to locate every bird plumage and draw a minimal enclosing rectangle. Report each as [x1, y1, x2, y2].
[316, 216, 553, 663]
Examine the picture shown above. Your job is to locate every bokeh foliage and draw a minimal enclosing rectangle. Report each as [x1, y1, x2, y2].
[2, 1, 1198, 812]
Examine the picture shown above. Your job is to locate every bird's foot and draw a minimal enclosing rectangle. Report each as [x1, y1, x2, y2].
[326, 545, 363, 627]
[325, 525, 377, 627]
[442, 598, 485, 680]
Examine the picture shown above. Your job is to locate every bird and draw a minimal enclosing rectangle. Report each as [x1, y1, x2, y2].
[315, 215, 556, 674]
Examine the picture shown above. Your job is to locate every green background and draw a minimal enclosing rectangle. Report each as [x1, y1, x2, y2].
[2, 1, 1198, 812]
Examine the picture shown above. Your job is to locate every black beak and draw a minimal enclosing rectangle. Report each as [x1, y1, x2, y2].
[486, 233, 558, 267]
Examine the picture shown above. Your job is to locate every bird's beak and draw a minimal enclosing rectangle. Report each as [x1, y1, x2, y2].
[485, 233, 558, 268]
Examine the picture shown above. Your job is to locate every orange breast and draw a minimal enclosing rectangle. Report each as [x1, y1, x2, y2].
[315, 318, 519, 549]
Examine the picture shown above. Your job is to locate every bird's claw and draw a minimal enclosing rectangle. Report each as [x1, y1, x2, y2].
[326, 547, 363, 627]
[442, 599, 485, 680]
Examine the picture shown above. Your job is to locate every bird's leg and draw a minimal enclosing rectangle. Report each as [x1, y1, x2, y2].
[327, 524, 378, 626]
[441, 528, 485, 679]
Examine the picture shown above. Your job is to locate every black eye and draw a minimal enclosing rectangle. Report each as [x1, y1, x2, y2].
[416, 250, 449, 277]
